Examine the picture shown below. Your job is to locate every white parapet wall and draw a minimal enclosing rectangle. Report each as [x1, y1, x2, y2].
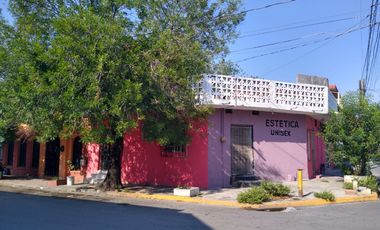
[194, 74, 338, 116]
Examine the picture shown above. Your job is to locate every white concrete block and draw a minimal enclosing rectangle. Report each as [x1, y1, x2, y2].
[173, 187, 200, 197]
[358, 187, 372, 195]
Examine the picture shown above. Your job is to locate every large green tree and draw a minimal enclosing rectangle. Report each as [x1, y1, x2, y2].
[0, 0, 244, 190]
[321, 92, 380, 175]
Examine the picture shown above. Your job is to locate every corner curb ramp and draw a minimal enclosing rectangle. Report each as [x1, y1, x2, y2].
[108, 191, 379, 209]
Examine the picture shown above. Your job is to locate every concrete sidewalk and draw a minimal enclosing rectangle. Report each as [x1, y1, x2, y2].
[0, 175, 378, 210]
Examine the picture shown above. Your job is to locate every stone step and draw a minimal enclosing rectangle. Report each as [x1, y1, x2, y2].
[234, 175, 258, 181]
[232, 180, 263, 188]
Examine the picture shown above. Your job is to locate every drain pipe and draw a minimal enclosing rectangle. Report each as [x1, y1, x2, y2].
[220, 109, 225, 186]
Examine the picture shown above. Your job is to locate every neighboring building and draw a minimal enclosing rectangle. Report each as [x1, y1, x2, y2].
[1, 74, 339, 189]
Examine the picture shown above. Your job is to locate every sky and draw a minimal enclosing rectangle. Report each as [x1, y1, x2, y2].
[0, 0, 378, 99]
[227, 0, 378, 100]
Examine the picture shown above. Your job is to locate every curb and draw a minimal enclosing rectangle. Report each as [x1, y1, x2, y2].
[1, 182, 378, 209]
[108, 191, 379, 209]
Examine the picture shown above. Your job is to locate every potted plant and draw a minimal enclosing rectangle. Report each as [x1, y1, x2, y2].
[66, 160, 85, 184]
[66, 160, 75, 186]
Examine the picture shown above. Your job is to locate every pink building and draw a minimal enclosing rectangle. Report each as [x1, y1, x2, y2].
[1, 74, 339, 189]
[94, 74, 338, 189]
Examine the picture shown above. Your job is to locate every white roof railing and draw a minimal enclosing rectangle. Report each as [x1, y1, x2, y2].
[194, 74, 338, 116]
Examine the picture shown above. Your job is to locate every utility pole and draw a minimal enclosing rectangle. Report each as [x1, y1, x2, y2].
[359, 79, 366, 96]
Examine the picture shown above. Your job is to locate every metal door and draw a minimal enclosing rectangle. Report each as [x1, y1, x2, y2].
[231, 125, 253, 176]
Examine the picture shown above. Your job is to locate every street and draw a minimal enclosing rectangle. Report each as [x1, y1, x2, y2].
[0, 191, 379, 230]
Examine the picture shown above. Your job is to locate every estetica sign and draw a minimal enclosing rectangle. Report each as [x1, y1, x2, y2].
[265, 119, 299, 136]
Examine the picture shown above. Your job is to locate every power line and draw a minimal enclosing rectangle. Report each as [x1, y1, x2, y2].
[238, 16, 358, 38]
[361, 0, 380, 92]
[239, 9, 371, 35]
[239, 0, 297, 14]
[206, 0, 297, 23]
[232, 14, 371, 54]
[231, 31, 334, 53]
[261, 39, 338, 77]
[259, 14, 374, 77]
[235, 22, 373, 63]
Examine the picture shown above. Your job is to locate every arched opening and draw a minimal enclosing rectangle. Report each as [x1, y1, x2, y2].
[72, 137, 83, 170]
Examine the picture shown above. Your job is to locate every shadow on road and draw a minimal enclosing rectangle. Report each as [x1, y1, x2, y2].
[0, 191, 212, 230]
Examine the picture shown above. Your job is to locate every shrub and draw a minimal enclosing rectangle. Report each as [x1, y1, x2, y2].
[358, 176, 379, 192]
[237, 187, 272, 204]
[260, 181, 291, 196]
[314, 191, 335, 201]
[343, 182, 353, 190]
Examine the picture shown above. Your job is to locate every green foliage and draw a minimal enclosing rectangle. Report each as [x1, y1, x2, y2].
[237, 187, 272, 204]
[358, 176, 379, 192]
[0, 0, 244, 189]
[260, 181, 291, 197]
[321, 92, 380, 175]
[66, 160, 75, 171]
[208, 59, 242, 75]
[314, 191, 336, 201]
[343, 182, 353, 190]
[0, 0, 244, 146]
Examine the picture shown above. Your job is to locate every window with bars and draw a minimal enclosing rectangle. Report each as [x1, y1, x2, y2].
[161, 145, 187, 158]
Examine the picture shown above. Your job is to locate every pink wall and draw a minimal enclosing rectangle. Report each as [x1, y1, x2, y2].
[121, 121, 209, 189]
[82, 111, 326, 189]
[84, 143, 100, 177]
[306, 117, 326, 178]
[208, 109, 309, 188]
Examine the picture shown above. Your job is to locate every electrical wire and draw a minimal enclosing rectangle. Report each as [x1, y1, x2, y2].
[231, 30, 350, 54]
[238, 16, 358, 38]
[235, 22, 372, 63]
[238, 0, 297, 14]
[259, 14, 373, 77]
[362, 0, 379, 91]
[239, 8, 370, 36]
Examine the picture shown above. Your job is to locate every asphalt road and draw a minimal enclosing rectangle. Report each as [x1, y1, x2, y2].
[0, 191, 379, 230]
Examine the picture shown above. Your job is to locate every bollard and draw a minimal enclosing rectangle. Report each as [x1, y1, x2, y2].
[297, 169, 303, 197]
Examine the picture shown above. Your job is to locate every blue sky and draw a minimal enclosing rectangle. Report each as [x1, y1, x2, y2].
[229, 0, 378, 99]
[1, 0, 378, 99]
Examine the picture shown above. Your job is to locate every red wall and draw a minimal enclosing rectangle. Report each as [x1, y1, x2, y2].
[1, 141, 38, 177]
[121, 120, 208, 189]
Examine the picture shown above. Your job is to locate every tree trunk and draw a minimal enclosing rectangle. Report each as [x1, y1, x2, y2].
[99, 137, 123, 191]
[360, 154, 368, 176]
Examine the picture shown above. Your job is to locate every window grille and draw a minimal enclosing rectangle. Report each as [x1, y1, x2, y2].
[161, 145, 187, 158]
